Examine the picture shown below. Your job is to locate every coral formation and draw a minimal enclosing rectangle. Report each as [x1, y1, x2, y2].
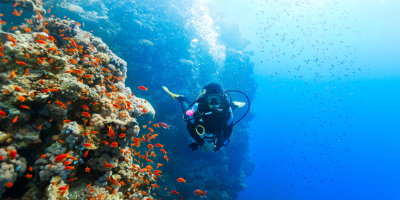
[0, 10, 158, 199]
[0, 0, 46, 14]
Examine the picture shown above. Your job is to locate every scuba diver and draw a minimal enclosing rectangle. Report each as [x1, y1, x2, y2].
[162, 83, 250, 153]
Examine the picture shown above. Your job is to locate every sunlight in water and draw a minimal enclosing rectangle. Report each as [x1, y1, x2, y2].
[187, 0, 226, 66]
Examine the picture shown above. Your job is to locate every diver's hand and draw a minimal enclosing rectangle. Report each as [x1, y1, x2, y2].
[202, 142, 214, 153]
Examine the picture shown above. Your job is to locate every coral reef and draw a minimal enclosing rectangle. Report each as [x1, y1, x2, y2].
[0, 10, 159, 199]
[0, 0, 46, 14]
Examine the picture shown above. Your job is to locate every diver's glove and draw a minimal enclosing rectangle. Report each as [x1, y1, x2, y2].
[201, 142, 214, 153]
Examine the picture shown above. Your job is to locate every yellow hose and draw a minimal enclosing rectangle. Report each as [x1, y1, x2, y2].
[195, 125, 205, 135]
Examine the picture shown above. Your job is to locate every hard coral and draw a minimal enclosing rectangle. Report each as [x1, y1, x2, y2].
[0, 12, 156, 199]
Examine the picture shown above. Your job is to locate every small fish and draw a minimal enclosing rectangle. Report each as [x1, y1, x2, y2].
[155, 143, 164, 148]
[157, 122, 170, 129]
[164, 155, 169, 162]
[84, 151, 88, 157]
[168, 190, 179, 196]
[54, 150, 75, 163]
[193, 189, 207, 198]
[4, 182, 13, 188]
[8, 70, 16, 79]
[177, 178, 186, 184]
[35, 39, 46, 44]
[40, 154, 46, 158]
[110, 142, 118, 147]
[67, 178, 78, 182]
[84, 143, 91, 147]
[160, 149, 167, 154]
[0, 110, 5, 118]
[20, 105, 30, 109]
[138, 86, 148, 91]
[107, 125, 114, 137]
[15, 60, 26, 66]
[85, 166, 90, 172]
[64, 166, 75, 170]
[12, 115, 18, 123]
[63, 161, 72, 166]
[8, 149, 17, 160]
[82, 112, 90, 118]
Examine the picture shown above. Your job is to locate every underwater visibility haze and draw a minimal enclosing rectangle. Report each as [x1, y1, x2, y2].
[0, 0, 398, 199]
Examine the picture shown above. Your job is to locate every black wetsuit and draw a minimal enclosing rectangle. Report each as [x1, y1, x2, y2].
[179, 97, 233, 150]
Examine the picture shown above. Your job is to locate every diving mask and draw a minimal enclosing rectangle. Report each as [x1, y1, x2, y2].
[206, 94, 223, 105]
[206, 94, 223, 109]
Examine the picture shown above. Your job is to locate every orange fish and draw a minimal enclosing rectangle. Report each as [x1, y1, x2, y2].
[155, 143, 164, 148]
[138, 86, 148, 91]
[63, 161, 72, 166]
[0, 110, 5, 118]
[84, 143, 91, 147]
[148, 144, 154, 150]
[70, 38, 77, 48]
[15, 60, 26, 66]
[4, 182, 13, 188]
[104, 161, 114, 168]
[20, 105, 30, 109]
[12, 115, 18, 123]
[168, 190, 179, 196]
[8, 150, 17, 160]
[157, 163, 163, 168]
[17, 96, 26, 102]
[118, 133, 126, 138]
[64, 166, 75, 170]
[153, 124, 160, 128]
[160, 149, 167, 154]
[177, 178, 186, 184]
[193, 189, 207, 197]
[107, 125, 114, 137]
[8, 70, 16, 79]
[54, 150, 74, 163]
[82, 105, 89, 110]
[67, 178, 78, 182]
[85, 166, 90, 172]
[12, 9, 21, 16]
[164, 155, 169, 162]
[82, 112, 90, 118]
[110, 142, 118, 147]
[35, 39, 46, 44]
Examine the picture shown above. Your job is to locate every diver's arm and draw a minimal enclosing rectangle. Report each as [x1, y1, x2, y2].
[187, 122, 205, 146]
[222, 108, 234, 138]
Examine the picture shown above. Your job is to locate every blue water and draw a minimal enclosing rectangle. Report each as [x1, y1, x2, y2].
[213, 0, 400, 199]
[0, 0, 399, 199]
